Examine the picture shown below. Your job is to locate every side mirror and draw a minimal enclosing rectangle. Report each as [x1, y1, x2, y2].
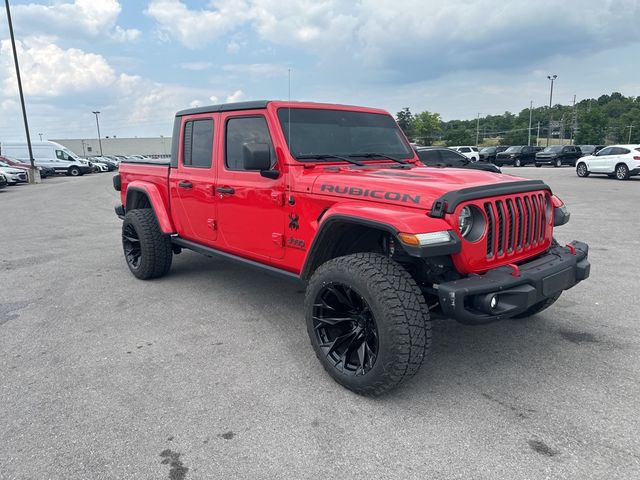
[242, 143, 279, 179]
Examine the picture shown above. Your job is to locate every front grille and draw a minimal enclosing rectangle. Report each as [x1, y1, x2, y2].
[483, 192, 549, 260]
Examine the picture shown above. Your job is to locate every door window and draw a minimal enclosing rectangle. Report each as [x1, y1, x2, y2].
[182, 119, 214, 168]
[612, 147, 630, 155]
[416, 149, 441, 165]
[440, 149, 467, 166]
[225, 116, 275, 171]
[459, 147, 471, 153]
[596, 147, 614, 156]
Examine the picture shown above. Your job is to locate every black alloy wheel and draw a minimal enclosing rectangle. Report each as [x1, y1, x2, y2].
[122, 223, 142, 270]
[312, 282, 378, 376]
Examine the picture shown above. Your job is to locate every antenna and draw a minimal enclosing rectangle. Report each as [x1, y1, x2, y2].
[287, 68, 292, 149]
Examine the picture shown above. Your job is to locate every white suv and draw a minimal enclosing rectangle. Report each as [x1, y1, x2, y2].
[450, 146, 479, 162]
[576, 144, 640, 180]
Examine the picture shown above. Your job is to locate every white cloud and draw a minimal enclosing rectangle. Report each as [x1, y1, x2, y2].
[146, 0, 249, 48]
[12, 0, 139, 43]
[226, 40, 241, 54]
[0, 37, 116, 97]
[180, 62, 213, 71]
[226, 90, 246, 103]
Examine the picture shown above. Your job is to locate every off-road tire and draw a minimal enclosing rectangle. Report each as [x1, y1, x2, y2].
[576, 163, 589, 177]
[122, 209, 173, 280]
[305, 253, 431, 396]
[68, 166, 81, 176]
[615, 163, 630, 180]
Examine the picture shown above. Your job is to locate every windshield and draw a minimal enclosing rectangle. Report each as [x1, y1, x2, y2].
[543, 146, 563, 153]
[277, 108, 414, 160]
[480, 147, 495, 153]
[505, 146, 522, 153]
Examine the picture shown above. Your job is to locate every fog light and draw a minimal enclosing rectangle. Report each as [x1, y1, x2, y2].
[490, 295, 498, 310]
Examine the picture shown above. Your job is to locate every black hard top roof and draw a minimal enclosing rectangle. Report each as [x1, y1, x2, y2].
[175, 100, 270, 117]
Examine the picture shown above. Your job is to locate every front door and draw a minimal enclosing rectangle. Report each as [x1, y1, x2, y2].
[590, 146, 614, 172]
[169, 115, 218, 245]
[215, 112, 286, 260]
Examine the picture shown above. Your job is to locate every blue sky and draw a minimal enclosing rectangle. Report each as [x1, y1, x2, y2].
[1, 0, 639, 140]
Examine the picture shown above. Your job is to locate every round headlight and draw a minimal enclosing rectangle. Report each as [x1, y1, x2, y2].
[458, 206, 473, 237]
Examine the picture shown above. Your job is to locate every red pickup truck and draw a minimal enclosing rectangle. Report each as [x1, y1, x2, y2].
[114, 100, 590, 395]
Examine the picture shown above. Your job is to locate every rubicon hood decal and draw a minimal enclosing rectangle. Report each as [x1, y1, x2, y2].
[319, 183, 421, 204]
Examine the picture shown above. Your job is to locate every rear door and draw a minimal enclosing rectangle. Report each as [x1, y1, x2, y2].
[215, 111, 286, 260]
[169, 114, 218, 245]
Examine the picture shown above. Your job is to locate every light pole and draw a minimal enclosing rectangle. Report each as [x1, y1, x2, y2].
[38, 133, 43, 141]
[527, 101, 533, 146]
[628, 124, 634, 144]
[475, 113, 481, 147]
[92, 111, 103, 155]
[546, 75, 557, 146]
[4, 0, 39, 183]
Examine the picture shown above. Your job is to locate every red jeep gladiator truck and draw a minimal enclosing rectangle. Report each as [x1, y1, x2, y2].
[113, 100, 590, 395]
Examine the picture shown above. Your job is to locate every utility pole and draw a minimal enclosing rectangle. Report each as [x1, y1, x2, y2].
[4, 0, 40, 183]
[92, 111, 103, 155]
[628, 124, 634, 144]
[570, 95, 577, 144]
[527, 100, 533, 146]
[546, 74, 557, 146]
[536, 121, 540, 147]
[475, 112, 481, 147]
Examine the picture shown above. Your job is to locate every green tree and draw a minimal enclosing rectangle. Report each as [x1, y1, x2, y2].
[444, 128, 474, 146]
[413, 110, 442, 145]
[396, 108, 415, 140]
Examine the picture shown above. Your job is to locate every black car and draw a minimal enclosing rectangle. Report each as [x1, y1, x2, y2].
[416, 147, 501, 173]
[579, 145, 605, 156]
[495, 145, 542, 167]
[535, 145, 583, 167]
[478, 146, 507, 162]
[0, 172, 7, 189]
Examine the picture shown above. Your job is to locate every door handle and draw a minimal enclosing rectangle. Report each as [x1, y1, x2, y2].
[178, 181, 192, 188]
[216, 186, 235, 194]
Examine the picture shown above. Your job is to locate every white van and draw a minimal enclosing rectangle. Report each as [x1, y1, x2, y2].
[0, 141, 93, 176]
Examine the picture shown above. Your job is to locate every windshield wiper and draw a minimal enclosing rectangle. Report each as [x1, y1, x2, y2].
[349, 152, 408, 165]
[296, 154, 364, 166]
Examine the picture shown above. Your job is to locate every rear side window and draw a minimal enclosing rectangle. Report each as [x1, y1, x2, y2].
[183, 119, 214, 168]
[416, 149, 440, 164]
[613, 147, 630, 155]
[459, 147, 471, 153]
[225, 116, 275, 170]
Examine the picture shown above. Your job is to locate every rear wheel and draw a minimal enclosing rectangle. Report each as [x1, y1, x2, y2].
[615, 163, 630, 180]
[576, 163, 589, 177]
[305, 253, 430, 396]
[122, 209, 173, 279]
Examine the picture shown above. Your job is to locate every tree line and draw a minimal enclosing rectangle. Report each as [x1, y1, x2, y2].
[396, 92, 640, 147]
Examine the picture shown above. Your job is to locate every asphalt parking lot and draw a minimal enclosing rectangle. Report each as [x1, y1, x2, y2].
[1, 168, 639, 479]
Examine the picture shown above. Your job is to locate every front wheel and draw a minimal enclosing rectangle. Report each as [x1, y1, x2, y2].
[615, 163, 630, 180]
[122, 209, 173, 279]
[305, 253, 430, 396]
[554, 159, 562, 167]
[68, 166, 81, 176]
[535, 163, 542, 168]
[514, 158, 522, 167]
[576, 163, 589, 177]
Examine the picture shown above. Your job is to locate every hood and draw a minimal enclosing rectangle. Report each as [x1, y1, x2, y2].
[536, 152, 557, 157]
[309, 165, 530, 210]
[496, 151, 516, 158]
[0, 167, 25, 174]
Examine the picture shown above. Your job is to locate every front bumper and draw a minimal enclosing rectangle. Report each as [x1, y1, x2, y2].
[437, 241, 590, 324]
